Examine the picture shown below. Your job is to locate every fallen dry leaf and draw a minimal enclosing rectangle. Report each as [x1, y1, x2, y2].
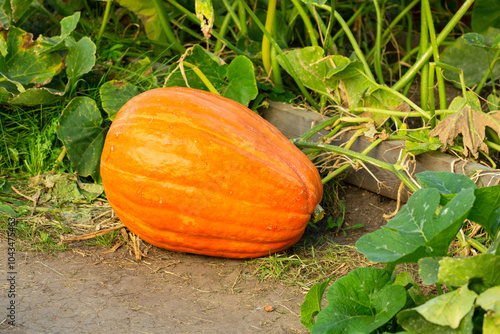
[429, 106, 500, 158]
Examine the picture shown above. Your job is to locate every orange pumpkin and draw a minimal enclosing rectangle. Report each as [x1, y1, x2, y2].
[100, 87, 323, 258]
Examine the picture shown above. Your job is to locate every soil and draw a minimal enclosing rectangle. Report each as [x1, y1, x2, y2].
[0, 185, 397, 334]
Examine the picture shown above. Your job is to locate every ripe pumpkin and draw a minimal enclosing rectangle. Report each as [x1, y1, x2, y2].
[100, 87, 323, 258]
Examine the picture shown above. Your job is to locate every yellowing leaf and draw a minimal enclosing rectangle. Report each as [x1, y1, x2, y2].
[429, 106, 500, 158]
[195, 0, 214, 39]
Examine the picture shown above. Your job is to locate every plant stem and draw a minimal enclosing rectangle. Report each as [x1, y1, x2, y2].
[262, 0, 277, 75]
[475, 49, 500, 94]
[289, 0, 318, 47]
[96, 0, 113, 46]
[293, 140, 420, 192]
[214, 1, 238, 54]
[333, 10, 376, 82]
[323, 0, 336, 52]
[372, 0, 384, 84]
[270, 45, 283, 90]
[428, 63, 436, 128]
[151, 0, 186, 53]
[331, 3, 366, 44]
[240, 0, 320, 111]
[423, 0, 447, 110]
[419, 0, 429, 112]
[221, 0, 242, 31]
[238, 1, 247, 35]
[300, 116, 341, 141]
[392, 0, 475, 91]
[321, 138, 383, 184]
[183, 61, 219, 95]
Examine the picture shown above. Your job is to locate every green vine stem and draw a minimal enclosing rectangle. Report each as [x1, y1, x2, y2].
[433, 62, 467, 99]
[475, 49, 500, 94]
[289, 0, 318, 47]
[238, 2, 247, 35]
[423, 0, 447, 110]
[182, 61, 219, 95]
[372, 0, 384, 84]
[240, 0, 320, 111]
[323, 0, 336, 52]
[419, 0, 429, 111]
[333, 10, 376, 82]
[270, 45, 284, 90]
[299, 116, 341, 141]
[96, 0, 113, 46]
[392, 0, 475, 91]
[262, 0, 277, 75]
[293, 140, 420, 192]
[151, 0, 186, 53]
[428, 62, 436, 128]
[331, 2, 366, 45]
[221, 0, 242, 32]
[321, 138, 383, 184]
[214, 1, 238, 54]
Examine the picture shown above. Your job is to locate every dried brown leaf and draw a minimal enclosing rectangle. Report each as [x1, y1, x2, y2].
[429, 106, 500, 158]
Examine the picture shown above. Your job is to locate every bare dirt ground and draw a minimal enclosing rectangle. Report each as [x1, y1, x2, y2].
[0, 185, 397, 334]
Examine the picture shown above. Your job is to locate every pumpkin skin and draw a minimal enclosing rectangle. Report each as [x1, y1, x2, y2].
[100, 87, 323, 258]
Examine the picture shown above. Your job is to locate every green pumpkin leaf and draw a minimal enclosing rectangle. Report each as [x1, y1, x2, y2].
[2, 0, 33, 23]
[468, 186, 500, 238]
[416, 171, 477, 194]
[413, 285, 477, 329]
[115, 0, 167, 44]
[277, 46, 334, 96]
[165, 45, 227, 91]
[404, 129, 443, 156]
[312, 267, 406, 334]
[398, 307, 474, 333]
[435, 254, 500, 293]
[300, 278, 332, 330]
[471, 0, 500, 33]
[418, 257, 442, 285]
[0, 26, 64, 90]
[223, 56, 258, 107]
[65, 36, 96, 86]
[441, 27, 500, 87]
[9, 87, 63, 106]
[356, 188, 474, 264]
[57, 97, 107, 182]
[100, 80, 140, 121]
[37, 12, 80, 53]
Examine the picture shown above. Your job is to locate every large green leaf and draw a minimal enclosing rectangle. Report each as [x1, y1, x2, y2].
[99, 80, 140, 121]
[115, 0, 167, 44]
[2, 0, 33, 23]
[471, 0, 500, 33]
[57, 97, 107, 182]
[300, 278, 332, 330]
[398, 307, 474, 333]
[277, 46, 334, 96]
[413, 285, 477, 329]
[312, 267, 406, 334]
[222, 56, 258, 107]
[37, 12, 80, 54]
[441, 27, 500, 87]
[416, 171, 477, 195]
[437, 254, 500, 293]
[0, 26, 64, 89]
[65, 36, 96, 85]
[356, 188, 475, 264]
[477, 286, 500, 334]
[165, 45, 227, 91]
[468, 186, 500, 238]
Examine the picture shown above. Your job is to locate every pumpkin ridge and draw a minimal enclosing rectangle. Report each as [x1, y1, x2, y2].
[105, 120, 308, 191]
[112, 203, 306, 244]
[101, 161, 312, 218]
